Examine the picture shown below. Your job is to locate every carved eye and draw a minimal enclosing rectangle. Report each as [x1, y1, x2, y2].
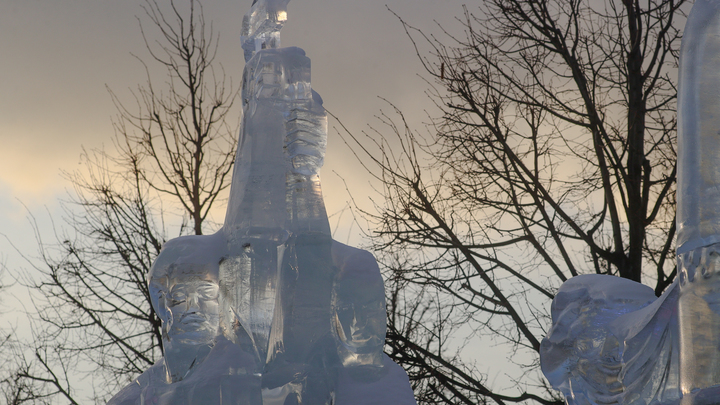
[197, 283, 219, 300]
[170, 288, 187, 305]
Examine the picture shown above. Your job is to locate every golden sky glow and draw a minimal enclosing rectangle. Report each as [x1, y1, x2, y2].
[0, 0, 464, 207]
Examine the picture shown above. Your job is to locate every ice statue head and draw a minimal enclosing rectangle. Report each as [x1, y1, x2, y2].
[149, 236, 224, 346]
[164, 268, 220, 344]
[332, 246, 387, 367]
[152, 266, 221, 346]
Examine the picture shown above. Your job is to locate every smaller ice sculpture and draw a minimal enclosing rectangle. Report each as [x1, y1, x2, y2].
[108, 0, 417, 404]
[540, 275, 680, 405]
[541, 1, 720, 404]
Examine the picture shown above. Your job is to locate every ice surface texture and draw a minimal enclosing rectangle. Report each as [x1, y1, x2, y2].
[541, 1, 720, 404]
[541, 253, 720, 405]
[108, 1, 416, 404]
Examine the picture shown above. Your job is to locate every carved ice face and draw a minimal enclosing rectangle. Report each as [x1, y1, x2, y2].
[333, 282, 386, 353]
[164, 275, 221, 345]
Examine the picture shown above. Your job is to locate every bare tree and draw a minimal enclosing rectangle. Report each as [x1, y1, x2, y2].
[343, 0, 687, 403]
[3, 332, 78, 405]
[16, 0, 238, 402]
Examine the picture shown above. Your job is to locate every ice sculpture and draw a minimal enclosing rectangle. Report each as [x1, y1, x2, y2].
[541, 275, 680, 405]
[540, 1, 720, 404]
[108, 1, 416, 404]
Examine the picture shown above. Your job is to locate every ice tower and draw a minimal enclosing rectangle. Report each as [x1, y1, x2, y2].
[107, 1, 417, 404]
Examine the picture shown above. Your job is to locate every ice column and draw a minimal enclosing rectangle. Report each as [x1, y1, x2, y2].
[221, 1, 339, 403]
[677, 0, 720, 401]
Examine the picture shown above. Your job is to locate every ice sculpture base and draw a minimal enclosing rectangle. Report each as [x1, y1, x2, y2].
[678, 243, 720, 397]
[677, 386, 720, 405]
[649, 386, 720, 405]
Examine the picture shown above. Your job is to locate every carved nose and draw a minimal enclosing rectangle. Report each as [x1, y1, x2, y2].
[187, 293, 200, 310]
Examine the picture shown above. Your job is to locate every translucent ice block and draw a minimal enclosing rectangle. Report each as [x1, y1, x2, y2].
[676, 0, 720, 400]
[677, 0, 720, 255]
[540, 275, 681, 405]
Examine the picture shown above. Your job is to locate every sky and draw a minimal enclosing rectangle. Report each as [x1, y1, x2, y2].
[0, 0, 476, 360]
[0, 0, 469, 273]
[0, 0, 470, 244]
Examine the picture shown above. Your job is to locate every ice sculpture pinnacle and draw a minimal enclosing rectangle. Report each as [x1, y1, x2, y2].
[241, 0, 290, 62]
